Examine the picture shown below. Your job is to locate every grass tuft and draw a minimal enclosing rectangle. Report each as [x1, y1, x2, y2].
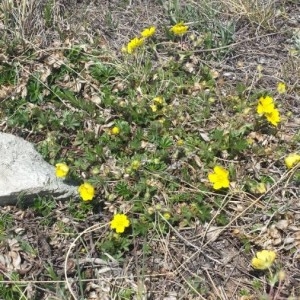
[0, 0, 299, 299]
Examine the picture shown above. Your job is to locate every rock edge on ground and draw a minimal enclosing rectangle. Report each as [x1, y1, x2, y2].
[0, 132, 78, 206]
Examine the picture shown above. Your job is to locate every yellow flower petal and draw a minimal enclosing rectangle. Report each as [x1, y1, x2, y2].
[177, 139, 184, 146]
[265, 108, 280, 126]
[163, 212, 171, 220]
[124, 37, 145, 54]
[251, 257, 267, 270]
[78, 182, 95, 201]
[255, 182, 267, 194]
[257, 96, 275, 115]
[111, 126, 120, 135]
[141, 26, 156, 38]
[277, 82, 286, 94]
[208, 166, 230, 190]
[55, 163, 69, 178]
[251, 250, 276, 270]
[285, 153, 300, 168]
[131, 160, 141, 170]
[170, 22, 189, 36]
[110, 214, 130, 233]
[153, 96, 164, 105]
[150, 104, 158, 112]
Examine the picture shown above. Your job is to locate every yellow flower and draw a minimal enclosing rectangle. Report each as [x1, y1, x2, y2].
[255, 182, 267, 194]
[277, 82, 286, 94]
[285, 153, 300, 168]
[170, 22, 189, 36]
[265, 108, 280, 126]
[131, 160, 141, 170]
[153, 96, 164, 105]
[251, 250, 276, 270]
[150, 96, 165, 113]
[257, 96, 280, 126]
[257, 96, 275, 115]
[110, 214, 130, 233]
[78, 182, 95, 201]
[141, 26, 156, 38]
[163, 212, 171, 220]
[208, 166, 230, 190]
[177, 139, 184, 146]
[150, 104, 158, 112]
[123, 37, 145, 54]
[111, 126, 120, 135]
[55, 163, 69, 178]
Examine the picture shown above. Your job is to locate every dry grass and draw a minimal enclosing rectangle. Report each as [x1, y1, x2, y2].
[218, 0, 278, 29]
[0, 0, 300, 299]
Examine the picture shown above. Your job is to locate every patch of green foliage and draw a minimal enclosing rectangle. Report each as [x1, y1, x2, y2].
[0, 2, 295, 297]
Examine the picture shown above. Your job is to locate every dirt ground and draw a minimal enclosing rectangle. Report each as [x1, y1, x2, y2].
[0, 0, 300, 299]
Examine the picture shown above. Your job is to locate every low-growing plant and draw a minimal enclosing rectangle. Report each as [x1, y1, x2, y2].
[0, 0, 297, 298]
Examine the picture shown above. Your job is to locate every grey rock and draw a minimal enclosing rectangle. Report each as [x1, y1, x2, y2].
[0, 132, 78, 206]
